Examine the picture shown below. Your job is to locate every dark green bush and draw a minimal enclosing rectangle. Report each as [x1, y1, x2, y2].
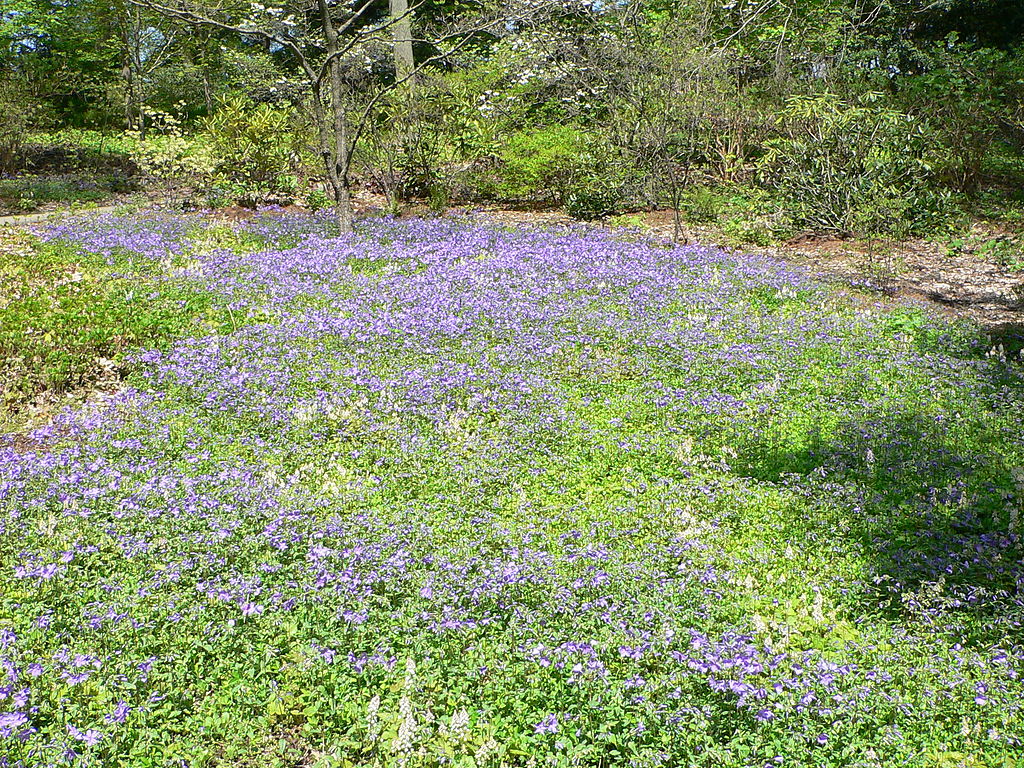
[0, 76, 38, 175]
[759, 93, 949, 237]
[563, 184, 624, 220]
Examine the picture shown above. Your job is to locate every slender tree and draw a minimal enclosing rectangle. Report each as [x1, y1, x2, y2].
[391, 0, 414, 81]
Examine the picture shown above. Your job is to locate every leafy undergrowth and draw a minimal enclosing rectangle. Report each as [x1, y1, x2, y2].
[0, 175, 135, 215]
[1, 211, 1024, 767]
[0, 222, 233, 430]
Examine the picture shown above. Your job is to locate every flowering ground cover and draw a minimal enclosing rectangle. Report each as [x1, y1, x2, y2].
[2, 211, 1024, 767]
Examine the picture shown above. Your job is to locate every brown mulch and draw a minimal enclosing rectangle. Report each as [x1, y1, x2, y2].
[208, 203, 309, 221]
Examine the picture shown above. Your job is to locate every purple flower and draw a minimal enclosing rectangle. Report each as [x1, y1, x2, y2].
[68, 724, 103, 746]
[105, 702, 131, 725]
[240, 601, 264, 617]
[535, 714, 559, 734]
[0, 711, 28, 738]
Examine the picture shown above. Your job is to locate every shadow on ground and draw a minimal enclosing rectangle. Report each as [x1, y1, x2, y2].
[732, 357, 1024, 645]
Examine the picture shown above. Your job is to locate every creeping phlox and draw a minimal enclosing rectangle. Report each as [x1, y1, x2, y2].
[0, 210, 1022, 765]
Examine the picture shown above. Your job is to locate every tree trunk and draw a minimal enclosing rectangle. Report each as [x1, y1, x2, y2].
[329, 60, 353, 232]
[123, 61, 135, 130]
[390, 0, 414, 82]
[130, 7, 147, 138]
[389, 0, 416, 213]
[317, 0, 355, 232]
[670, 175, 682, 244]
[200, 32, 214, 115]
[202, 71, 213, 115]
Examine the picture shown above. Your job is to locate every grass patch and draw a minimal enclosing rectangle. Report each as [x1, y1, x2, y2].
[0, 174, 136, 214]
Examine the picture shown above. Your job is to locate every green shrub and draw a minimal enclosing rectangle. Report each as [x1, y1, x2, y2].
[202, 96, 303, 204]
[722, 214, 785, 247]
[680, 186, 726, 223]
[129, 109, 216, 198]
[898, 41, 1020, 192]
[304, 187, 331, 212]
[498, 125, 582, 203]
[498, 126, 629, 218]
[0, 175, 134, 213]
[607, 213, 647, 229]
[26, 129, 141, 162]
[759, 93, 948, 237]
[564, 166, 628, 220]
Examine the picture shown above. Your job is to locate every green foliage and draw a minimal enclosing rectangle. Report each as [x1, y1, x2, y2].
[497, 125, 583, 203]
[122, 98, 304, 208]
[563, 171, 627, 220]
[679, 186, 727, 223]
[0, 0, 127, 127]
[607, 213, 647, 229]
[305, 187, 332, 212]
[897, 38, 1023, 192]
[759, 94, 949, 237]
[0, 175, 133, 214]
[0, 76, 39, 175]
[200, 96, 302, 206]
[356, 85, 466, 215]
[721, 215, 779, 247]
[2, 0, 1022, 237]
[497, 126, 629, 218]
[26, 128, 141, 161]
[0, 230, 219, 424]
[944, 229, 1024, 272]
[128, 108, 216, 195]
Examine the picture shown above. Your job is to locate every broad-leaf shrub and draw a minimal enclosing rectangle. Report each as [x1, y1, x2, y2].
[202, 96, 303, 205]
[679, 186, 727, 223]
[499, 126, 629, 218]
[497, 125, 582, 204]
[899, 38, 1023, 192]
[563, 139, 632, 220]
[759, 93, 949, 237]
